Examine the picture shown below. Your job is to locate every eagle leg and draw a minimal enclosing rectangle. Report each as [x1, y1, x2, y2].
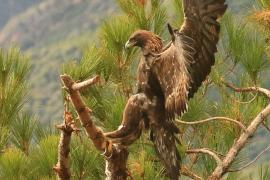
[105, 93, 150, 144]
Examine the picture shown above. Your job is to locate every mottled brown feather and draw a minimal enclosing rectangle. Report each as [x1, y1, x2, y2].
[181, 0, 227, 99]
[151, 0, 227, 118]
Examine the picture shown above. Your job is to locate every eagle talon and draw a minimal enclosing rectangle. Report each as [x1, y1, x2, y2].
[101, 141, 113, 158]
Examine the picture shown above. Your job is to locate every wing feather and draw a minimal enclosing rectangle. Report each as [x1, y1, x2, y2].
[182, 0, 227, 99]
[152, 0, 227, 118]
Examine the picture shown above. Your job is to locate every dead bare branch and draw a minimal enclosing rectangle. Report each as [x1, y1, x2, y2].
[204, 148, 225, 157]
[72, 76, 100, 91]
[176, 117, 247, 131]
[186, 148, 223, 167]
[222, 80, 270, 99]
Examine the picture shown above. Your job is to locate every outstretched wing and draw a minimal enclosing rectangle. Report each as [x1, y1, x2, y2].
[153, 0, 227, 119]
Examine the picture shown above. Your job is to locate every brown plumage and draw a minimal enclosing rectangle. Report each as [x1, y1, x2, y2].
[127, 29, 182, 179]
[125, 30, 163, 55]
[152, 0, 227, 119]
[107, 0, 227, 179]
[105, 93, 148, 146]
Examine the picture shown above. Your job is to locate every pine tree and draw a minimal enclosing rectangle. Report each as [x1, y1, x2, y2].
[0, 49, 58, 179]
[0, 48, 36, 178]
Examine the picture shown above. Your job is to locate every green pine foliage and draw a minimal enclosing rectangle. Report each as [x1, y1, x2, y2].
[10, 113, 37, 155]
[71, 136, 104, 180]
[0, 48, 59, 179]
[0, 48, 30, 127]
[0, 127, 8, 152]
[257, 0, 270, 9]
[0, 149, 30, 180]
[29, 135, 59, 179]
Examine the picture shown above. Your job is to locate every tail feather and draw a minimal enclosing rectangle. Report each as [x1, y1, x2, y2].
[151, 126, 181, 180]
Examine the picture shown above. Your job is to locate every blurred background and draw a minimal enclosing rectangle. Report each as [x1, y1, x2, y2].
[0, 0, 116, 123]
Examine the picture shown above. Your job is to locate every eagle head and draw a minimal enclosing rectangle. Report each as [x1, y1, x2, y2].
[125, 30, 162, 53]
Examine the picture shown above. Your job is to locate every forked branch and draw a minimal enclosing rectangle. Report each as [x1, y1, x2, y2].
[61, 75, 107, 152]
[72, 76, 100, 91]
[60, 74, 129, 180]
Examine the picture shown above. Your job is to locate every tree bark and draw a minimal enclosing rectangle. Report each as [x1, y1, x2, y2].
[60, 74, 129, 180]
[53, 111, 77, 180]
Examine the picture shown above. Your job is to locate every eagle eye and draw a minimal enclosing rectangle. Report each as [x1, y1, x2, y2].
[129, 37, 135, 41]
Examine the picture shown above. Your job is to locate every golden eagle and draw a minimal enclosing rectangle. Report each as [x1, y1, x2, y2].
[106, 0, 227, 179]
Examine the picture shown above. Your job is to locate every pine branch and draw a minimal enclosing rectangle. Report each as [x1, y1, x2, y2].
[186, 148, 223, 167]
[228, 144, 270, 172]
[176, 117, 247, 131]
[233, 93, 258, 104]
[222, 80, 270, 99]
[208, 103, 270, 179]
[60, 74, 129, 180]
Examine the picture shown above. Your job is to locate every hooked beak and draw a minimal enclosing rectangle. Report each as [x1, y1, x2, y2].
[125, 39, 135, 49]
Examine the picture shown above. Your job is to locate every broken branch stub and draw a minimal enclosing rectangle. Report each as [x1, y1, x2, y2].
[54, 111, 77, 180]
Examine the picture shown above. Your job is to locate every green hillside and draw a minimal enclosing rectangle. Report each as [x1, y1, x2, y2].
[0, 0, 116, 49]
[0, 0, 116, 123]
[0, 0, 41, 28]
